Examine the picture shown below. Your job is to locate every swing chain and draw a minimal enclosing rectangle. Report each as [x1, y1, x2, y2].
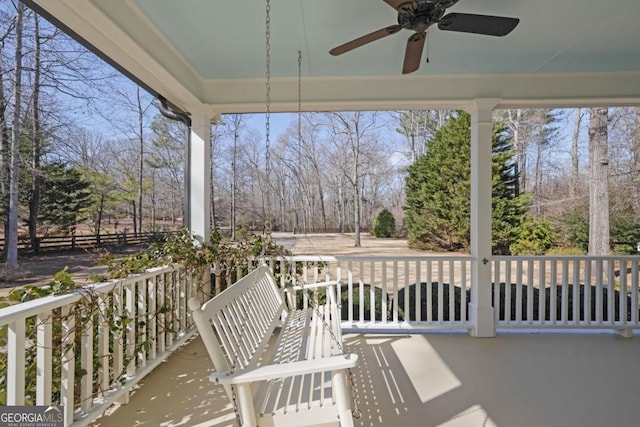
[298, 50, 302, 141]
[231, 387, 242, 426]
[227, 313, 253, 425]
[264, 0, 271, 181]
[349, 369, 363, 420]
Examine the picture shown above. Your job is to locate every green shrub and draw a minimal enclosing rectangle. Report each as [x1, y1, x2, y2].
[611, 217, 640, 254]
[510, 217, 558, 255]
[373, 209, 396, 238]
[545, 246, 586, 256]
[561, 209, 589, 251]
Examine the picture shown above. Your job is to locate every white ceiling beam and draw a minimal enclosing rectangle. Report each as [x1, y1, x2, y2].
[203, 71, 640, 114]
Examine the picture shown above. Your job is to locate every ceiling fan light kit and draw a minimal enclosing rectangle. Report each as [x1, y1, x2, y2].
[329, 0, 519, 74]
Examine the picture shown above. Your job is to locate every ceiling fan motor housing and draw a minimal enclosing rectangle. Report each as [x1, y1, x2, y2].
[397, 0, 460, 32]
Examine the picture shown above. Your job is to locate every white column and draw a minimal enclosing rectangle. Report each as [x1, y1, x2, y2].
[468, 99, 498, 337]
[188, 108, 212, 243]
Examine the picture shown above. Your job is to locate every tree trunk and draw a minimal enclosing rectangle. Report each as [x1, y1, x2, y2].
[29, 14, 42, 252]
[0, 46, 9, 261]
[338, 180, 344, 234]
[570, 108, 582, 200]
[131, 200, 138, 236]
[354, 172, 361, 247]
[588, 107, 609, 256]
[318, 181, 327, 232]
[352, 146, 361, 247]
[513, 109, 527, 195]
[6, 4, 24, 268]
[534, 133, 543, 216]
[96, 194, 104, 239]
[633, 107, 640, 214]
[137, 87, 144, 237]
[231, 116, 240, 240]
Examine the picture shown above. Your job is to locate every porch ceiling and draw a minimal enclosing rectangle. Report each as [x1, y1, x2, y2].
[22, 0, 640, 115]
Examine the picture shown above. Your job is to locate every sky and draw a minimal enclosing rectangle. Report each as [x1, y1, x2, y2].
[244, 113, 297, 142]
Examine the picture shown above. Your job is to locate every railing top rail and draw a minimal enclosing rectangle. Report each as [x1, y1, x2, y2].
[493, 255, 640, 261]
[0, 264, 179, 326]
[273, 255, 476, 262]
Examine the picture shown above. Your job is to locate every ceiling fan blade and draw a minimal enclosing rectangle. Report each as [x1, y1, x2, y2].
[402, 31, 426, 74]
[330, 25, 402, 56]
[438, 13, 519, 37]
[385, 0, 417, 15]
[383, 0, 412, 10]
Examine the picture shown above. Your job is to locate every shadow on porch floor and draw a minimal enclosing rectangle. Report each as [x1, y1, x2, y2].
[91, 331, 640, 427]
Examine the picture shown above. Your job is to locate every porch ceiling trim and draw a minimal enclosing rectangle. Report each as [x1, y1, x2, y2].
[203, 71, 640, 114]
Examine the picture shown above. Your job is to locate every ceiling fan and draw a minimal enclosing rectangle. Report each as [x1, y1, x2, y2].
[329, 0, 520, 74]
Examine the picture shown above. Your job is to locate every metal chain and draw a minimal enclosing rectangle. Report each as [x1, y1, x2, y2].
[228, 310, 254, 425]
[231, 387, 242, 426]
[265, 0, 271, 184]
[263, 0, 273, 235]
[298, 50, 302, 142]
[349, 369, 363, 420]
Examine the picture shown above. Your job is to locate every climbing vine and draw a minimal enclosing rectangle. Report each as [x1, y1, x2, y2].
[0, 228, 289, 406]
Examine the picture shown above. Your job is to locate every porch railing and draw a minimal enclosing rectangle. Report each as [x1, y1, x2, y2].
[2, 254, 639, 426]
[0, 264, 205, 427]
[265, 255, 474, 330]
[260, 255, 640, 334]
[493, 256, 640, 334]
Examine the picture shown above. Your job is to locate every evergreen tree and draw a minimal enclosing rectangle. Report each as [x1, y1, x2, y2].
[372, 208, 395, 238]
[38, 163, 94, 233]
[404, 111, 529, 253]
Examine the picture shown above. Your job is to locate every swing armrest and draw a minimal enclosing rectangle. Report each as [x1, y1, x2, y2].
[209, 354, 359, 385]
[287, 280, 340, 292]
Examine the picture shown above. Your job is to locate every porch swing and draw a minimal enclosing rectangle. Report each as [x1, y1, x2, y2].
[188, 2, 360, 426]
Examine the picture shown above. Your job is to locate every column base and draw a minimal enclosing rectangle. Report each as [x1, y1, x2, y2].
[468, 303, 496, 338]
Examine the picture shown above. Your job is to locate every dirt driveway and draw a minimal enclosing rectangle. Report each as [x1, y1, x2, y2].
[0, 245, 150, 295]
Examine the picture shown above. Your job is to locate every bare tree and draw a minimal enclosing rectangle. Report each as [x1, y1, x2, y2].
[327, 112, 382, 247]
[300, 114, 330, 232]
[393, 110, 453, 163]
[27, 11, 41, 250]
[6, 1, 24, 267]
[588, 107, 609, 256]
[0, 9, 14, 262]
[229, 114, 243, 239]
[570, 108, 583, 200]
[98, 81, 154, 235]
[635, 107, 640, 213]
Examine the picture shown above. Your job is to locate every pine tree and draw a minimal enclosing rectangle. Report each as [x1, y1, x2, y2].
[404, 111, 529, 253]
[38, 163, 94, 233]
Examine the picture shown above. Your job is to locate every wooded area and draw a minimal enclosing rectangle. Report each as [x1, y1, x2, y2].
[0, 0, 639, 270]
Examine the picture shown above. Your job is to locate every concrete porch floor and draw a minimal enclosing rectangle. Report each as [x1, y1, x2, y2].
[90, 331, 640, 427]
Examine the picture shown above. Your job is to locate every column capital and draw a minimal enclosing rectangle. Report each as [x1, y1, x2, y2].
[186, 103, 219, 125]
[467, 98, 500, 123]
